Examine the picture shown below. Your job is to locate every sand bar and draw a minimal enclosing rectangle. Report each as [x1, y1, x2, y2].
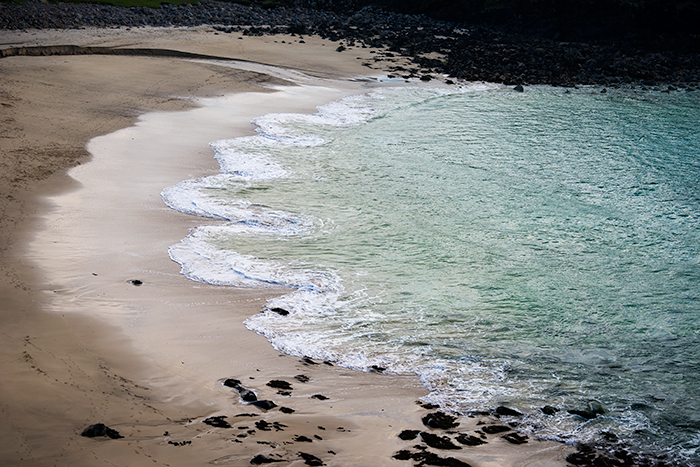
[0, 27, 574, 466]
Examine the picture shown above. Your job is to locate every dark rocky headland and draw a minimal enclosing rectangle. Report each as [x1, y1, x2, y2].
[1, 0, 699, 88]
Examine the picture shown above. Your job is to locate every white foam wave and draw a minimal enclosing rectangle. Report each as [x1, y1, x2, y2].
[210, 138, 289, 180]
[169, 226, 341, 290]
[161, 176, 318, 236]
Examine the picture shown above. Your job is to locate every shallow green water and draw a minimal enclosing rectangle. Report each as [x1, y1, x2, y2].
[164, 85, 700, 461]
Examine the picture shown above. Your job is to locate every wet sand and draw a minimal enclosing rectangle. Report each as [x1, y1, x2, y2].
[0, 26, 573, 466]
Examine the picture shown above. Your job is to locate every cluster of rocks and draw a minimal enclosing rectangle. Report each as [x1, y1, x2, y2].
[392, 408, 530, 467]
[2, 0, 699, 87]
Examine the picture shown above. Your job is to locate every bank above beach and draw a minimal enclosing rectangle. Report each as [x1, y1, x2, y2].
[2, 0, 700, 89]
[0, 27, 581, 467]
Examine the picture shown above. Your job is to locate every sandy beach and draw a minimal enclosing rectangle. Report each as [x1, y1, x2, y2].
[0, 27, 574, 466]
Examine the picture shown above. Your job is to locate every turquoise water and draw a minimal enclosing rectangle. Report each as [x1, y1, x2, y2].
[163, 85, 700, 462]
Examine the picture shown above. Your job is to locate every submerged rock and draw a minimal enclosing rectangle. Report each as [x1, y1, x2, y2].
[568, 401, 606, 420]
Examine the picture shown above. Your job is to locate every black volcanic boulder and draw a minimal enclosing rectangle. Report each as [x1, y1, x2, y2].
[420, 432, 462, 450]
[481, 425, 511, 434]
[81, 423, 123, 439]
[203, 416, 231, 428]
[422, 412, 459, 429]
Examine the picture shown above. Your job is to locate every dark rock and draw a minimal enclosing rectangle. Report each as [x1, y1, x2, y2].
[370, 365, 386, 373]
[294, 435, 314, 442]
[267, 380, 292, 390]
[269, 307, 289, 316]
[419, 402, 439, 410]
[298, 452, 325, 466]
[454, 433, 487, 446]
[255, 420, 272, 431]
[398, 429, 420, 440]
[301, 357, 318, 365]
[495, 406, 522, 417]
[502, 432, 528, 444]
[224, 378, 258, 402]
[336, 45, 346, 52]
[168, 440, 191, 446]
[393, 450, 413, 460]
[411, 451, 472, 467]
[566, 452, 596, 465]
[280, 406, 295, 414]
[420, 432, 462, 450]
[422, 412, 459, 429]
[251, 454, 284, 464]
[81, 423, 123, 439]
[541, 405, 559, 415]
[251, 400, 277, 411]
[311, 394, 329, 400]
[203, 416, 231, 428]
[239, 388, 258, 402]
[514, 84, 524, 92]
[294, 375, 310, 383]
[223, 378, 242, 388]
[481, 425, 511, 434]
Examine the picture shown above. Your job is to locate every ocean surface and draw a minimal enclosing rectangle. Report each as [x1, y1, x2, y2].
[162, 84, 700, 463]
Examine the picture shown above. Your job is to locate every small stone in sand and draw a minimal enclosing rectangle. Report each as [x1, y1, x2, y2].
[294, 374, 310, 383]
[293, 435, 313, 442]
[280, 407, 295, 414]
[311, 394, 329, 400]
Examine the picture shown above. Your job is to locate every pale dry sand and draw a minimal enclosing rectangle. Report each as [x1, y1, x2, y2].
[0, 27, 573, 466]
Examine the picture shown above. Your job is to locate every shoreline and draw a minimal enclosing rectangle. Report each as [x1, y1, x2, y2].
[0, 27, 577, 466]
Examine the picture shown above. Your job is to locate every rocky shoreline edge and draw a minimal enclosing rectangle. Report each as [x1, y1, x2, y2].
[2, 0, 699, 89]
